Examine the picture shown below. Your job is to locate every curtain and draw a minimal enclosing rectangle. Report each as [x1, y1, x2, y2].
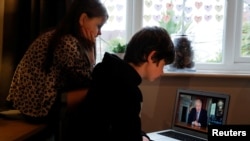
[0, 0, 68, 108]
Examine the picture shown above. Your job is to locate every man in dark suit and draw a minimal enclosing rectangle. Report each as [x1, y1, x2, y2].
[187, 99, 207, 127]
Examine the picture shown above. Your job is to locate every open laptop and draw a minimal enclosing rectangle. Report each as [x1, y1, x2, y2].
[147, 88, 230, 141]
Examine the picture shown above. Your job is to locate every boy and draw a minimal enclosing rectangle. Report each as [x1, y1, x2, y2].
[65, 26, 175, 141]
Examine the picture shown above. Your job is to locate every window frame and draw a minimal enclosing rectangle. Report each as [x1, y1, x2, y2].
[103, 0, 250, 72]
[234, 0, 250, 63]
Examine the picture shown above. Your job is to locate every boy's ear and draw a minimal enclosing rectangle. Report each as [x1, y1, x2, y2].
[79, 13, 88, 26]
[147, 50, 156, 63]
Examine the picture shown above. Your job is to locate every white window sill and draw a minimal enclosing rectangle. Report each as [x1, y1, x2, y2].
[163, 69, 250, 79]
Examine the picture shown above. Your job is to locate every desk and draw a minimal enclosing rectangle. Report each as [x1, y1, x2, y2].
[0, 113, 48, 141]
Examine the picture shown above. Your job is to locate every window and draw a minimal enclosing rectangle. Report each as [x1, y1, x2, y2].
[142, 0, 227, 72]
[97, 0, 127, 62]
[241, 1, 250, 58]
[143, 0, 225, 64]
[99, 0, 250, 72]
[234, 0, 250, 63]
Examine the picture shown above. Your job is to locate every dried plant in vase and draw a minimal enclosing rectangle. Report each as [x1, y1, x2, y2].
[172, 35, 194, 69]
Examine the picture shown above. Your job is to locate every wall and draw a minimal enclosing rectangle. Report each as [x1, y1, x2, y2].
[140, 74, 250, 133]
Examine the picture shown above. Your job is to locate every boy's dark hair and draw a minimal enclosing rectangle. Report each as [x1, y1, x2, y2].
[124, 26, 175, 66]
[43, 0, 108, 73]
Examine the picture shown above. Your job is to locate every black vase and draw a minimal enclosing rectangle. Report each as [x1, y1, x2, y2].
[167, 34, 196, 72]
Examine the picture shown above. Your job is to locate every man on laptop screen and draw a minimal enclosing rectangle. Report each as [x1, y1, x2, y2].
[187, 99, 208, 128]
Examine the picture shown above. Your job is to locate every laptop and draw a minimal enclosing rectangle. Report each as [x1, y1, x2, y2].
[147, 88, 230, 141]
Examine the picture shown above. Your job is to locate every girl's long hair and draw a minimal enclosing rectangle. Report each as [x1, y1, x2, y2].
[43, 0, 108, 73]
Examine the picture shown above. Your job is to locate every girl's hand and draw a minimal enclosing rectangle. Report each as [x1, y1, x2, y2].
[81, 27, 96, 43]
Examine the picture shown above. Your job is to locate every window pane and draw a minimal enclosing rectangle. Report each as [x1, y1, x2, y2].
[241, 0, 250, 57]
[142, 0, 226, 64]
[97, 0, 127, 62]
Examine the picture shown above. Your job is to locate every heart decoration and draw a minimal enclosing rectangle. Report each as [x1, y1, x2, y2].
[185, 16, 192, 23]
[144, 0, 152, 8]
[216, 15, 223, 22]
[173, 15, 181, 22]
[116, 16, 123, 22]
[153, 15, 161, 22]
[194, 16, 202, 23]
[176, 4, 183, 11]
[154, 4, 162, 11]
[116, 4, 123, 11]
[108, 15, 114, 22]
[195, 2, 203, 9]
[185, 7, 193, 14]
[143, 15, 151, 22]
[204, 15, 212, 21]
[139, 0, 225, 27]
[204, 5, 212, 12]
[163, 15, 171, 23]
[166, 3, 173, 10]
[215, 5, 223, 12]
[107, 5, 114, 12]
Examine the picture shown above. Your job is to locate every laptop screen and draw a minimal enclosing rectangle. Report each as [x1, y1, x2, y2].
[172, 88, 230, 139]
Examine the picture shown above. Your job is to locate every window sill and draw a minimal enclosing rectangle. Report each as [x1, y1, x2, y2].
[163, 69, 250, 79]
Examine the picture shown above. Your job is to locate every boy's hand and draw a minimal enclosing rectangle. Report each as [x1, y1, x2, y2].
[143, 136, 150, 141]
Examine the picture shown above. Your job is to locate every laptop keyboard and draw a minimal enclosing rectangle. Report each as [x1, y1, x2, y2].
[158, 131, 207, 141]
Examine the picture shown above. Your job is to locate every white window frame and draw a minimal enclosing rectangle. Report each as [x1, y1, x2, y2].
[125, 0, 250, 72]
[234, 0, 250, 63]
